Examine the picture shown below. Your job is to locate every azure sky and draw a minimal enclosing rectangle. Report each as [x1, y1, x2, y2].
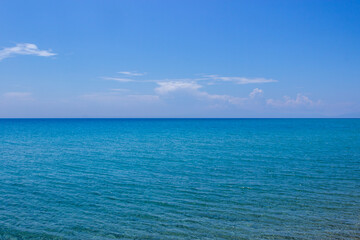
[0, 0, 359, 117]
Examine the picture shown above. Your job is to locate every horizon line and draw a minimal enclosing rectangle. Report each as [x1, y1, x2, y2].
[0, 117, 358, 120]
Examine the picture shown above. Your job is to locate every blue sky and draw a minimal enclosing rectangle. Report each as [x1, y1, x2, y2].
[0, 0, 359, 117]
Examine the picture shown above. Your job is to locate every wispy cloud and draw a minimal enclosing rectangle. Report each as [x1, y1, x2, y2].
[101, 77, 134, 82]
[3, 92, 32, 98]
[102, 71, 277, 88]
[118, 71, 145, 76]
[0, 43, 56, 61]
[154, 81, 321, 110]
[155, 81, 247, 105]
[2, 92, 34, 102]
[267, 94, 320, 107]
[249, 88, 263, 98]
[155, 81, 201, 94]
[81, 92, 159, 103]
[99, 72, 287, 109]
[196, 91, 247, 105]
[110, 88, 130, 92]
[204, 75, 277, 84]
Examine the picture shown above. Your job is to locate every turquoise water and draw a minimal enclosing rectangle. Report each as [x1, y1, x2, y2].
[0, 119, 359, 239]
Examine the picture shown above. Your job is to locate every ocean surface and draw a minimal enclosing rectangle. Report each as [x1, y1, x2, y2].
[0, 119, 359, 240]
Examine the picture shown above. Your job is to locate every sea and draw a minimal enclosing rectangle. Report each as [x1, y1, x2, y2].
[0, 119, 359, 239]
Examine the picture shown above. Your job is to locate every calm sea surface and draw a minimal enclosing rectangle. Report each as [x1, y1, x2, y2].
[0, 119, 359, 239]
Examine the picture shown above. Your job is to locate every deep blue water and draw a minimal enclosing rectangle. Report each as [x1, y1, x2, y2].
[0, 119, 359, 239]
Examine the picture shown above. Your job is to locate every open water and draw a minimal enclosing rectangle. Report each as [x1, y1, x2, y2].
[0, 119, 359, 239]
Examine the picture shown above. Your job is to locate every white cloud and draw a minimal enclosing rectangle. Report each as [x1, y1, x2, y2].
[101, 77, 134, 82]
[118, 71, 145, 76]
[154, 81, 320, 111]
[205, 75, 277, 84]
[267, 94, 320, 107]
[0, 43, 56, 61]
[155, 81, 247, 105]
[155, 81, 201, 94]
[196, 91, 247, 105]
[249, 88, 263, 98]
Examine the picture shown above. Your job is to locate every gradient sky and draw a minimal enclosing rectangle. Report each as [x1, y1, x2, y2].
[0, 0, 359, 117]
